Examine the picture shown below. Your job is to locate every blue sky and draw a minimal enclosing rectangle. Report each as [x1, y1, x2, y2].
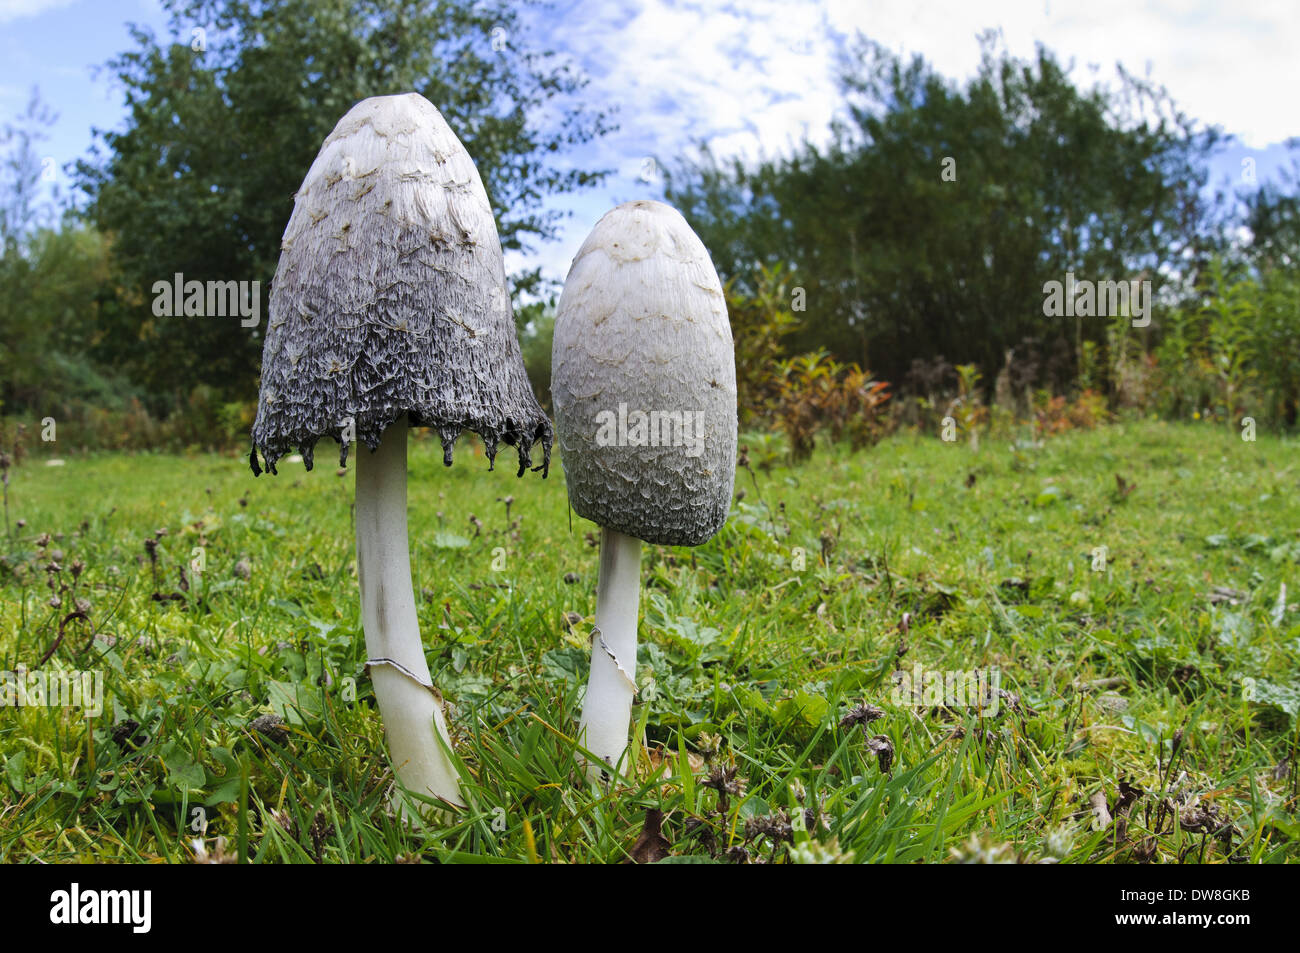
[2, 0, 1296, 285]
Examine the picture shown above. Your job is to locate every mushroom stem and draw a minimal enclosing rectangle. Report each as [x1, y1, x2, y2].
[577, 526, 642, 781]
[355, 419, 464, 812]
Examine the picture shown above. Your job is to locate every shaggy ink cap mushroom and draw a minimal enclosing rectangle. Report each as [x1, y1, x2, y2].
[250, 92, 551, 477]
[552, 200, 737, 545]
[552, 200, 737, 781]
[247, 92, 552, 814]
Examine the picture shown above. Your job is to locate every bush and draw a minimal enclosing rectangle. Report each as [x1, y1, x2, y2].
[5, 387, 258, 456]
[1033, 389, 1108, 436]
[1143, 258, 1298, 430]
[725, 264, 799, 424]
[769, 350, 891, 460]
[1252, 267, 1300, 428]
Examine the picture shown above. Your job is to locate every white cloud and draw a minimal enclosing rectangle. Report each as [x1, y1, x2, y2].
[0, 0, 81, 25]
[541, 0, 1296, 176]
[515, 0, 1298, 283]
[536, 0, 845, 169]
[820, 0, 1297, 149]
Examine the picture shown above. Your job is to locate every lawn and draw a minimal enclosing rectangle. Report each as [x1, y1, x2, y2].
[1, 419, 1298, 863]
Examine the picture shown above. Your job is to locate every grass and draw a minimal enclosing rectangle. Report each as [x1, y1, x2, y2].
[1, 418, 1298, 864]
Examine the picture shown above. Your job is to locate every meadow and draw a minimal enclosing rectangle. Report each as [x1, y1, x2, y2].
[1, 419, 1297, 863]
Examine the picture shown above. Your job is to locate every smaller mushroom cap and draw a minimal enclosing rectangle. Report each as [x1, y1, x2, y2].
[551, 200, 737, 546]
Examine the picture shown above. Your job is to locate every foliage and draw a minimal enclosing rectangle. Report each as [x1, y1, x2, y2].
[1150, 305, 1214, 421]
[1032, 389, 1108, 437]
[0, 89, 127, 420]
[1201, 259, 1256, 427]
[1143, 256, 1299, 430]
[768, 349, 890, 460]
[1242, 144, 1300, 272]
[946, 363, 987, 450]
[725, 264, 800, 423]
[724, 268, 890, 460]
[0, 225, 117, 416]
[4, 389, 257, 455]
[1246, 266, 1300, 428]
[75, 0, 614, 405]
[665, 33, 1224, 386]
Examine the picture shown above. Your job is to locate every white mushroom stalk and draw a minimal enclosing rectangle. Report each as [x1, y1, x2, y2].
[355, 417, 462, 811]
[552, 200, 738, 782]
[578, 527, 642, 776]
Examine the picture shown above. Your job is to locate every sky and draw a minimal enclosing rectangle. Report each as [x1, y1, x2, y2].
[1, 0, 1296, 286]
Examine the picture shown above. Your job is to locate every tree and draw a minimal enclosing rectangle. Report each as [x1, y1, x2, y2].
[664, 34, 1225, 390]
[76, 0, 613, 406]
[1242, 141, 1300, 272]
[0, 88, 58, 248]
[0, 90, 118, 418]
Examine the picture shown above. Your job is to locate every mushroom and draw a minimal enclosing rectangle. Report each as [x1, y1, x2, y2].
[250, 93, 552, 814]
[551, 200, 737, 780]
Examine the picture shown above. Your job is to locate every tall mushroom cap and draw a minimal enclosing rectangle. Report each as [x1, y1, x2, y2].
[250, 92, 551, 477]
[552, 200, 737, 546]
